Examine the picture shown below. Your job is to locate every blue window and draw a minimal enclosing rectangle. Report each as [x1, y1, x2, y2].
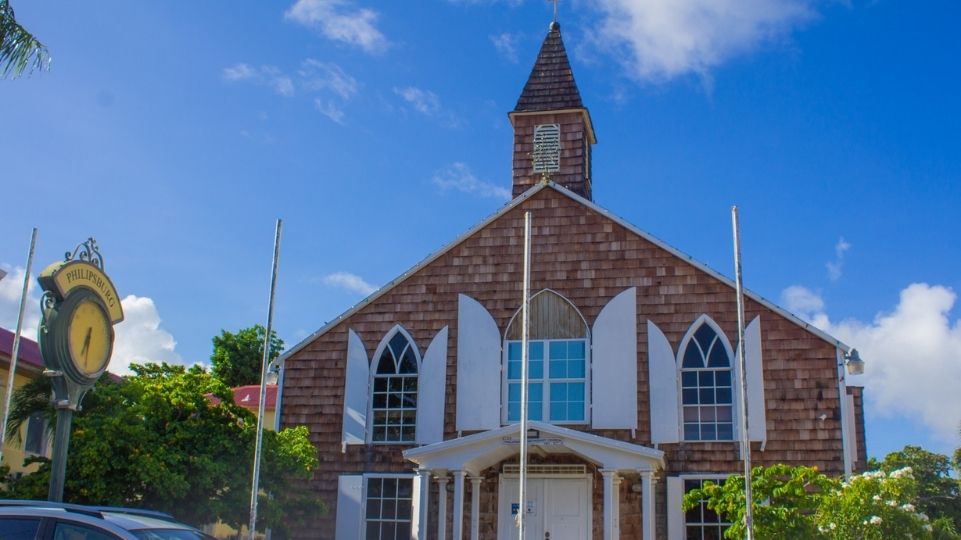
[506, 339, 587, 423]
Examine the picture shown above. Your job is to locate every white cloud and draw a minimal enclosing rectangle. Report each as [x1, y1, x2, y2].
[300, 60, 359, 100]
[490, 32, 520, 63]
[826, 236, 851, 282]
[394, 86, 441, 116]
[432, 162, 511, 200]
[111, 295, 183, 376]
[590, 0, 816, 83]
[320, 272, 378, 296]
[222, 64, 295, 97]
[782, 283, 961, 445]
[285, 0, 388, 54]
[781, 284, 825, 317]
[314, 98, 347, 124]
[0, 264, 40, 338]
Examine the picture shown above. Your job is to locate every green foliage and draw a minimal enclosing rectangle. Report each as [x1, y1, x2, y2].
[211, 325, 284, 388]
[684, 464, 836, 539]
[1, 363, 321, 534]
[685, 463, 934, 539]
[0, 0, 50, 78]
[879, 445, 961, 532]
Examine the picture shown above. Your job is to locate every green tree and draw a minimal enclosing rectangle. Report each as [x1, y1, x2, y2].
[879, 445, 961, 533]
[2, 364, 321, 535]
[684, 464, 836, 539]
[0, 0, 50, 78]
[211, 325, 284, 387]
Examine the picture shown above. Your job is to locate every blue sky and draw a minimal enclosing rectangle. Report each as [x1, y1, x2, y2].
[1, 0, 959, 460]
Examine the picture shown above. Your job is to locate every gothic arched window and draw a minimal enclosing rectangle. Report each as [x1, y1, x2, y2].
[370, 327, 420, 443]
[679, 317, 735, 441]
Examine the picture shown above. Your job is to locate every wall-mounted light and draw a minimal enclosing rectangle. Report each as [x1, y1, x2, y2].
[845, 349, 864, 376]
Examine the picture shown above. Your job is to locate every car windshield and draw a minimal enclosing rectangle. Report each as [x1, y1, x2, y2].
[132, 530, 216, 540]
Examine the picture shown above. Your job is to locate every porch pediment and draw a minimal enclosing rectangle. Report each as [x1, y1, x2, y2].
[403, 421, 664, 476]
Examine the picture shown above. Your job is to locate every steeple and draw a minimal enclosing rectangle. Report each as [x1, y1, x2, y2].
[509, 22, 596, 200]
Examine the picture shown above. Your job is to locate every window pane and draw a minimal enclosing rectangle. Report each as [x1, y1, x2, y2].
[550, 402, 566, 422]
[0, 519, 41, 540]
[682, 344, 703, 368]
[716, 388, 732, 405]
[508, 360, 521, 380]
[717, 406, 732, 422]
[529, 342, 544, 360]
[551, 383, 568, 401]
[399, 348, 418, 374]
[568, 358, 585, 378]
[694, 324, 716, 351]
[550, 341, 567, 360]
[549, 358, 567, 378]
[698, 371, 714, 386]
[684, 424, 700, 440]
[715, 370, 731, 386]
[54, 523, 117, 540]
[701, 424, 717, 440]
[376, 351, 395, 374]
[682, 371, 698, 387]
[717, 423, 734, 440]
[530, 359, 543, 379]
[569, 340, 585, 358]
[508, 342, 522, 361]
[682, 389, 698, 405]
[699, 388, 715, 404]
[569, 383, 584, 401]
[707, 342, 729, 368]
[568, 402, 584, 421]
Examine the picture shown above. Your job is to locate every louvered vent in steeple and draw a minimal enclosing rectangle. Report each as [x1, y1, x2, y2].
[532, 124, 561, 174]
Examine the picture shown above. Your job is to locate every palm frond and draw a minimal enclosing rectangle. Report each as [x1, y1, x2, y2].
[0, 0, 50, 79]
[5, 376, 54, 443]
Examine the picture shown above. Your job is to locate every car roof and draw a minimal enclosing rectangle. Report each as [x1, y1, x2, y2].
[0, 501, 204, 537]
[0, 506, 140, 538]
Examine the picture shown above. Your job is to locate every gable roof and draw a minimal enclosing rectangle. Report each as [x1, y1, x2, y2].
[278, 182, 850, 363]
[513, 22, 584, 113]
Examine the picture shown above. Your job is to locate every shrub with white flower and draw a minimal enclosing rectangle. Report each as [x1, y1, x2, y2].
[816, 467, 931, 539]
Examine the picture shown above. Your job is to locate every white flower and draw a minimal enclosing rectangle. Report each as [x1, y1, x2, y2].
[890, 467, 913, 479]
[901, 503, 915, 512]
[869, 516, 883, 525]
[872, 495, 882, 502]
[829, 523, 836, 530]
[924, 524, 933, 532]
[887, 500, 897, 507]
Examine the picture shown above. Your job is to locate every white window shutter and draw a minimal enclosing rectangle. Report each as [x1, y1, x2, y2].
[648, 320, 680, 444]
[455, 294, 502, 431]
[666, 477, 684, 540]
[342, 329, 369, 449]
[416, 326, 448, 445]
[736, 316, 766, 443]
[591, 287, 637, 429]
[335, 474, 364, 540]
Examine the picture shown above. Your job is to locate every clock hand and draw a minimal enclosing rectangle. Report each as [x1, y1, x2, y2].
[81, 327, 92, 361]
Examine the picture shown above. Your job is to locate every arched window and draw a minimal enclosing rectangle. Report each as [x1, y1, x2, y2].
[679, 317, 735, 441]
[370, 327, 420, 443]
[503, 290, 589, 424]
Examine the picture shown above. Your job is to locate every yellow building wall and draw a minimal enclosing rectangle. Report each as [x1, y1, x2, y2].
[0, 367, 50, 476]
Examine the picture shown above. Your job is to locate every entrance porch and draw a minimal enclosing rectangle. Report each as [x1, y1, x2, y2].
[403, 421, 664, 540]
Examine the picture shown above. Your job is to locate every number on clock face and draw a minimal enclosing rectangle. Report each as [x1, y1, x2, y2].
[68, 299, 111, 375]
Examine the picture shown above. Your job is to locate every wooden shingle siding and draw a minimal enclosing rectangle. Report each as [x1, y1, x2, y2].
[281, 187, 854, 538]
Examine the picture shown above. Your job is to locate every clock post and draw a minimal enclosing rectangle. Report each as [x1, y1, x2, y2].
[37, 238, 123, 502]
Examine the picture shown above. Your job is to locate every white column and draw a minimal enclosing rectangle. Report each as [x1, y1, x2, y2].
[601, 469, 619, 540]
[452, 470, 466, 540]
[412, 469, 431, 540]
[639, 471, 657, 540]
[613, 473, 622, 539]
[470, 477, 483, 540]
[437, 474, 449, 540]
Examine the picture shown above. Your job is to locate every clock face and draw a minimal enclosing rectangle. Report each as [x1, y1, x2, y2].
[67, 298, 112, 376]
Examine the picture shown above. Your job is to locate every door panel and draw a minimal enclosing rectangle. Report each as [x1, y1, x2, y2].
[499, 477, 589, 540]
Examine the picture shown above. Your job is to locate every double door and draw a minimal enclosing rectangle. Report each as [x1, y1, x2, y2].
[497, 476, 591, 540]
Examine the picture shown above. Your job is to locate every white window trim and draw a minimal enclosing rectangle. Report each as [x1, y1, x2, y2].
[501, 289, 591, 426]
[367, 324, 422, 445]
[676, 314, 739, 443]
[362, 473, 417, 539]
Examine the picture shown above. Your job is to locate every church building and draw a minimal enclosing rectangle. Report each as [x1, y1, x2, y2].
[277, 20, 867, 540]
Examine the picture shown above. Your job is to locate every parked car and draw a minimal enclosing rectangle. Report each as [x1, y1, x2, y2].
[0, 500, 217, 540]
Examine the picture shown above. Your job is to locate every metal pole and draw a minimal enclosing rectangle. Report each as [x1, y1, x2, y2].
[516, 211, 532, 539]
[0, 227, 38, 466]
[47, 406, 72, 502]
[731, 206, 754, 540]
[249, 219, 283, 540]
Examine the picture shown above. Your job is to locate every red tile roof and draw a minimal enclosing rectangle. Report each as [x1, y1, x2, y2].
[231, 384, 277, 411]
[0, 327, 44, 371]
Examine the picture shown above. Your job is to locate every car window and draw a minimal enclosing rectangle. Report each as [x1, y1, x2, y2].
[0, 518, 42, 540]
[131, 531, 212, 540]
[52, 522, 121, 540]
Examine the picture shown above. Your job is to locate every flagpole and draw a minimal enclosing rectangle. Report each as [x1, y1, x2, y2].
[517, 211, 532, 539]
[249, 219, 283, 540]
[0, 227, 38, 466]
[731, 206, 754, 540]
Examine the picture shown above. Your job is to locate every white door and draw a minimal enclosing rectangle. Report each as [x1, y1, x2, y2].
[498, 477, 590, 540]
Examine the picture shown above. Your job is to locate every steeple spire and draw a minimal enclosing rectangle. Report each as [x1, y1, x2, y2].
[509, 22, 596, 200]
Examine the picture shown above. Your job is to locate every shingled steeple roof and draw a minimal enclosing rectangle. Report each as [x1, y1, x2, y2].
[513, 22, 584, 112]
